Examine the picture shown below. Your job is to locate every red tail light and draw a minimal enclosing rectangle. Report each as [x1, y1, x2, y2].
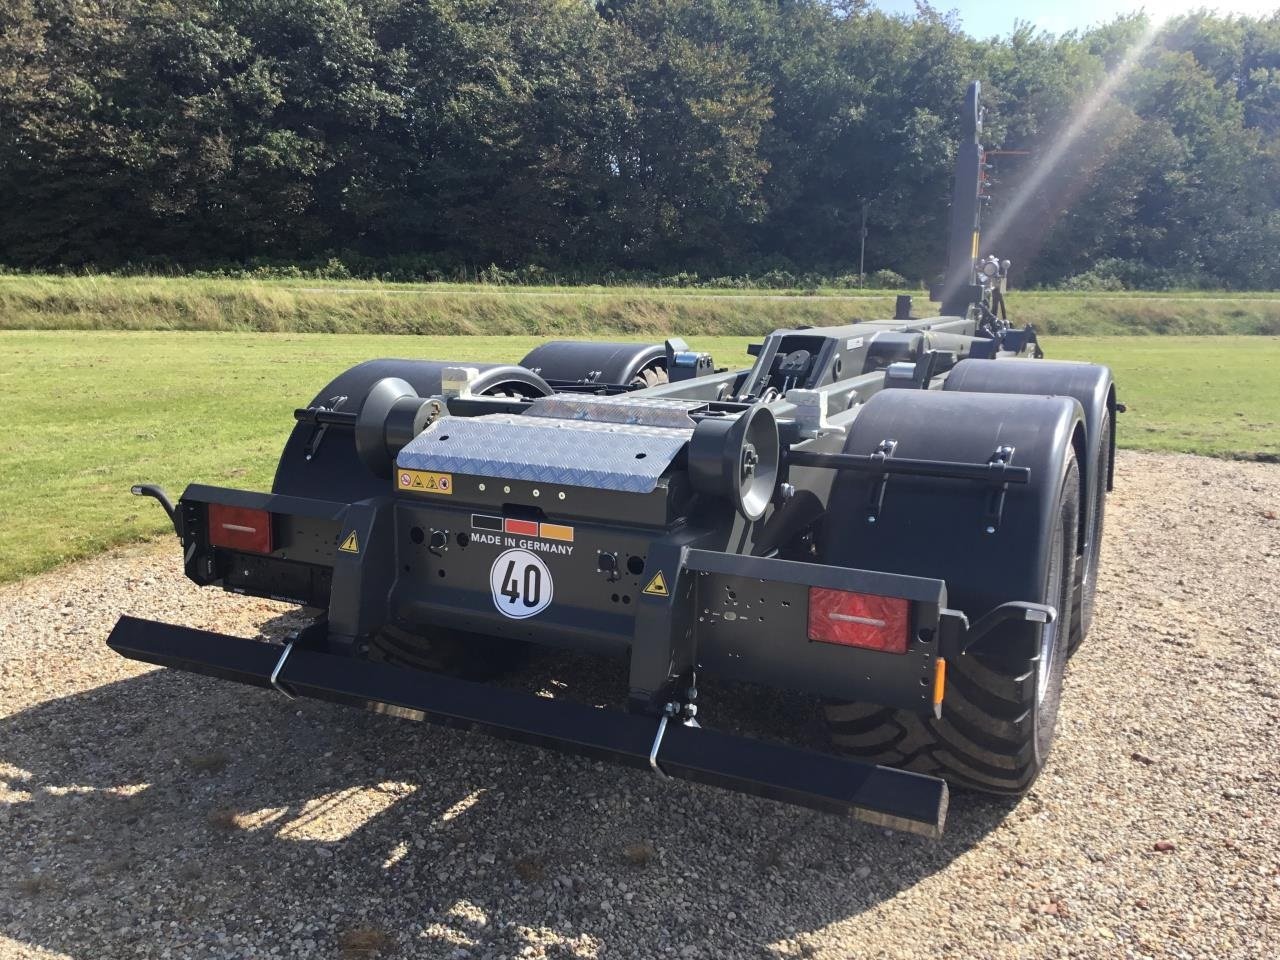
[208, 504, 274, 555]
[807, 588, 910, 653]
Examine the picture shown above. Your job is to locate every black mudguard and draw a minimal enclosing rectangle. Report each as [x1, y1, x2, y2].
[823, 389, 1084, 660]
[519, 340, 665, 386]
[273, 359, 551, 503]
[944, 358, 1114, 485]
[943, 358, 1115, 579]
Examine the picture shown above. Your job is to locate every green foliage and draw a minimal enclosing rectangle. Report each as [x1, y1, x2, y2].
[869, 268, 907, 289]
[3, 274, 1278, 337]
[1, 3, 1279, 288]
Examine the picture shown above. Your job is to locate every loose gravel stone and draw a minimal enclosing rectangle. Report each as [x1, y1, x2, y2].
[1, 451, 1278, 959]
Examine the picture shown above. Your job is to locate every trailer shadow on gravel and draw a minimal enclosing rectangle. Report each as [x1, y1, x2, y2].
[0, 639, 1019, 959]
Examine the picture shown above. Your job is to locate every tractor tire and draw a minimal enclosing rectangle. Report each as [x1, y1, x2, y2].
[631, 364, 670, 389]
[369, 624, 530, 681]
[1069, 409, 1110, 656]
[823, 450, 1080, 795]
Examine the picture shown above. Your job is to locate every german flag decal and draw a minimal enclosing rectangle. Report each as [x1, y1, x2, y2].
[539, 523, 575, 543]
[471, 514, 575, 543]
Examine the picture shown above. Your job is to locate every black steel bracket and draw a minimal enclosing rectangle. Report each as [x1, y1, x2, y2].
[131, 484, 180, 537]
[984, 444, 1016, 533]
[302, 394, 349, 461]
[939, 601, 1056, 659]
[865, 439, 898, 523]
[106, 616, 949, 837]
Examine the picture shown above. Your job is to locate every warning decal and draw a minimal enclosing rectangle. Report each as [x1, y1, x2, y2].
[398, 469, 453, 495]
[338, 531, 360, 554]
[642, 570, 670, 597]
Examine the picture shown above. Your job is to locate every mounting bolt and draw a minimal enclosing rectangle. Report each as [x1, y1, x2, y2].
[985, 525, 996, 535]
[778, 482, 796, 501]
[867, 515, 877, 524]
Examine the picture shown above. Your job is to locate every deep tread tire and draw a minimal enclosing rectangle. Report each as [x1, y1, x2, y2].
[631, 365, 670, 389]
[824, 452, 1081, 795]
[1069, 410, 1111, 656]
[370, 625, 529, 681]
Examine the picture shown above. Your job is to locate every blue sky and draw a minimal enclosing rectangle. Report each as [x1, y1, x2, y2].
[871, 1, 1278, 38]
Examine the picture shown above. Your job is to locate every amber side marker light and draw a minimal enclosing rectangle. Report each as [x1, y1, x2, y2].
[207, 504, 274, 555]
[807, 588, 910, 654]
[932, 658, 947, 718]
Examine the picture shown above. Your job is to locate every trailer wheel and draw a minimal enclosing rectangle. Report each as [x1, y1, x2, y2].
[1069, 409, 1110, 656]
[370, 625, 529, 680]
[823, 451, 1080, 795]
[631, 364, 670, 389]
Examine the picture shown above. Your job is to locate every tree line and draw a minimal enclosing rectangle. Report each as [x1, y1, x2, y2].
[2, 1, 1278, 289]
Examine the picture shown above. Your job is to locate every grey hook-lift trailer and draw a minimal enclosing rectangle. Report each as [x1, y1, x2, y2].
[109, 84, 1117, 838]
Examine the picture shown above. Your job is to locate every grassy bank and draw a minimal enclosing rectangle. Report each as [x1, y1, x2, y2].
[1, 332, 1275, 583]
[2, 274, 1279, 336]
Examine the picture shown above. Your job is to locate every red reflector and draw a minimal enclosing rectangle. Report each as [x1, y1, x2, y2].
[504, 518, 539, 537]
[807, 588, 910, 653]
[208, 504, 274, 555]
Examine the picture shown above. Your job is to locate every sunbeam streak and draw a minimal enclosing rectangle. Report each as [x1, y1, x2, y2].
[982, 17, 1166, 256]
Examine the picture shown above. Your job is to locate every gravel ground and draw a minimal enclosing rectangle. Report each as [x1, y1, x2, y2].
[2, 450, 1278, 960]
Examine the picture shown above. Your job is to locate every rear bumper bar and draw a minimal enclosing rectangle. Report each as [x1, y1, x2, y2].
[107, 615, 948, 837]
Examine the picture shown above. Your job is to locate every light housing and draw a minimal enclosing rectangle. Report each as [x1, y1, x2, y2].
[207, 504, 274, 555]
[807, 588, 910, 654]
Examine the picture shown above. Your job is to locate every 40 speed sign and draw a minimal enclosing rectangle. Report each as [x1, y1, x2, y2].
[489, 548, 554, 619]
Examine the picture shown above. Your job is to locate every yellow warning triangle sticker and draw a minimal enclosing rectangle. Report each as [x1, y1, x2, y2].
[338, 531, 360, 554]
[643, 570, 670, 597]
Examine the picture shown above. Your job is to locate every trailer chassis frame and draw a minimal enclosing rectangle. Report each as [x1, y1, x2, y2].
[107, 615, 950, 837]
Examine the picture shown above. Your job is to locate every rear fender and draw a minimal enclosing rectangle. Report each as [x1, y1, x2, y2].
[822, 389, 1084, 660]
[943, 358, 1116, 556]
[274, 359, 551, 503]
[518, 340, 666, 386]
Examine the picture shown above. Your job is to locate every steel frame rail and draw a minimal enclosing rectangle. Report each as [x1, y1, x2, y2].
[107, 615, 948, 837]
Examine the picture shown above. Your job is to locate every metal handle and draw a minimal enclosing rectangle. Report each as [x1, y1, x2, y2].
[131, 484, 180, 536]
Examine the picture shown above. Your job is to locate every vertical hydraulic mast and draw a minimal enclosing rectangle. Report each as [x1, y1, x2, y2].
[941, 82, 984, 317]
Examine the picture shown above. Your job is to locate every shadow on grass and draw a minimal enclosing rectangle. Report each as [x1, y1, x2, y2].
[1, 616, 1018, 959]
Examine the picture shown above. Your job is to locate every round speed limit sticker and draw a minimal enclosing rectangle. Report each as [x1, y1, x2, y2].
[489, 549, 553, 619]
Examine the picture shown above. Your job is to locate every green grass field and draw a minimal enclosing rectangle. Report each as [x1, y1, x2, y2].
[1, 331, 1276, 583]
[2, 274, 1278, 336]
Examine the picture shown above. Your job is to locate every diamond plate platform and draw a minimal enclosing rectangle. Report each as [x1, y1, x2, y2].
[523, 394, 704, 428]
[397, 414, 693, 493]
